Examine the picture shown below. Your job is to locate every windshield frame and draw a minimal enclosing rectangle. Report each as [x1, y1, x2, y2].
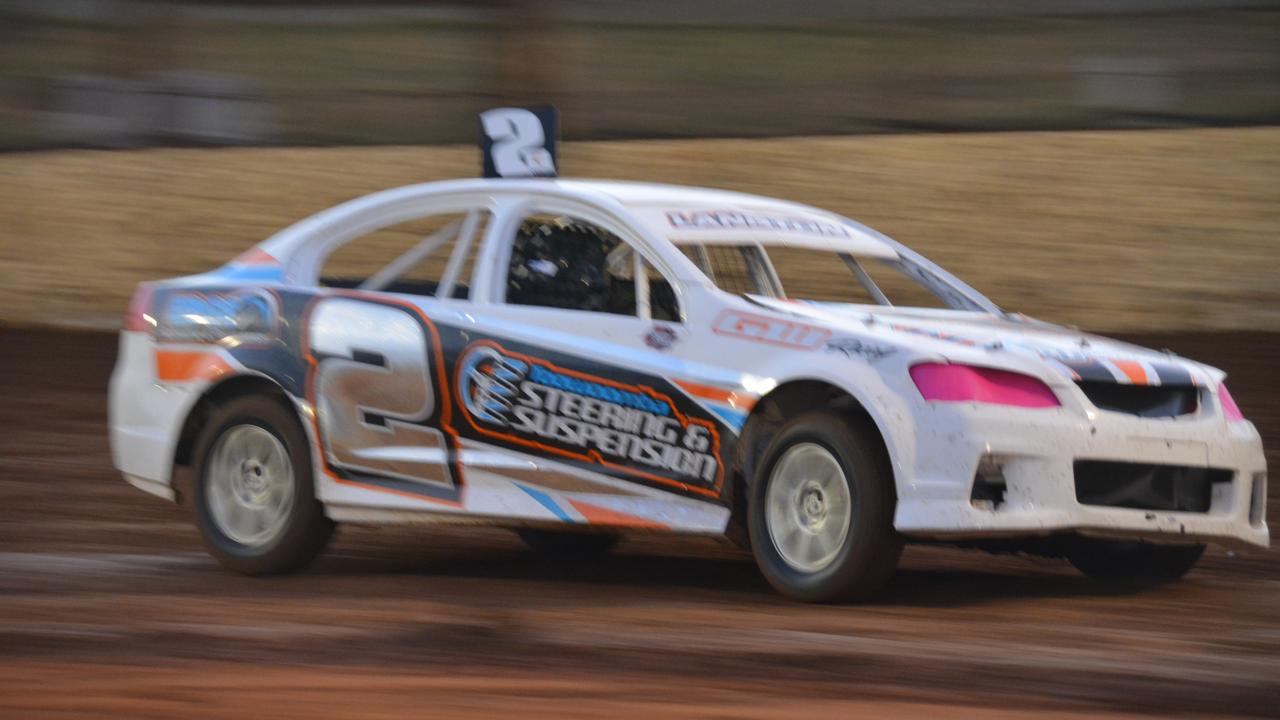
[840, 217, 1004, 316]
[675, 234, 1004, 316]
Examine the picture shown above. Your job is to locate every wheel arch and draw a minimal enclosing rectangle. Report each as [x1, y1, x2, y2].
[171, 373, 303, 473]
[727, 378, 899, 535]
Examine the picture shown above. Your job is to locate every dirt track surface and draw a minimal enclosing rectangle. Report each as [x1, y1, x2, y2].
[1, 328, 1277, 718]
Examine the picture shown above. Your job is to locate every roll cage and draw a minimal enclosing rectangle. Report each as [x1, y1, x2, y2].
[255, 179, 1002, 317]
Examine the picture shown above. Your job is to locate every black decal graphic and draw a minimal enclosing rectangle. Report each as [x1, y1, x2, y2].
[644, 325, 678, 351]
[455, 341, 722, 497]
[825, 337, 895, 361]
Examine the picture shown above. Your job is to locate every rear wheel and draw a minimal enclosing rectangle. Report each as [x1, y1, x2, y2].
[748, 410, 901, 602]
[192, 395, 334, 575]
[1065, 537, 1204, 583]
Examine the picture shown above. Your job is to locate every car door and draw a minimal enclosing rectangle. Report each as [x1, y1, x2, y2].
[445, 200, 735, 507]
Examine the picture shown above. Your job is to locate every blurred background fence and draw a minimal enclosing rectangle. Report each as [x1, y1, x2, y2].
[2, 0, 1277, 150]
[2, 0, 1278, 332]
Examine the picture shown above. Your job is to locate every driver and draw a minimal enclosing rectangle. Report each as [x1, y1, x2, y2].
[507, 217, 630, 314]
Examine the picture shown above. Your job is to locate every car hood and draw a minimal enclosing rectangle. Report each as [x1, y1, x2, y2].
[746, 296, 1219, 387]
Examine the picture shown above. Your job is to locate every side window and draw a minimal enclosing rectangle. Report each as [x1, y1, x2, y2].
[679, 244, 770, 296]
[768, 246, 883, 304]
[505, 214, 679, 321]
[858, 258, 951, 309]
[321, 211, 490, 299]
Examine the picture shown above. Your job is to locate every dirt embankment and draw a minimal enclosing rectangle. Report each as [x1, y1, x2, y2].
[2, 127, 1278, 331]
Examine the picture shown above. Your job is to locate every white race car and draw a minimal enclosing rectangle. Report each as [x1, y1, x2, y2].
[109, 119, 1267, 601]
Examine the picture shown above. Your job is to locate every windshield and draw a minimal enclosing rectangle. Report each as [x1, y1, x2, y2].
[678, 242, 999, 314]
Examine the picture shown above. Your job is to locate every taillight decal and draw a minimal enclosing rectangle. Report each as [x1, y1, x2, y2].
[122, 284, 156, 333]
[1220, 384, 1246, 422]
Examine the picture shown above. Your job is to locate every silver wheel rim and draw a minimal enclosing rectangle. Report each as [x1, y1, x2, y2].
[206, 424, 295, 548]
[765, 443, 852, 573]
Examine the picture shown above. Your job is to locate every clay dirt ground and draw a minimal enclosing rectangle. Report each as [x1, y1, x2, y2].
[0, 327, 1276, 719]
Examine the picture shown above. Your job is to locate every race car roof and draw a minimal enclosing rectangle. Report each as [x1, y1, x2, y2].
[257, 178, 899, 265]
[557, 180, 898, 259]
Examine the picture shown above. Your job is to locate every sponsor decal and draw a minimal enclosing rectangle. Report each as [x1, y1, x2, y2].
[457, 342, 721, 491]
[712, 310, 831, 350]
[644, 325, 678, 351]
[825, 337, 895, 361]
[666, 209, 849, 238]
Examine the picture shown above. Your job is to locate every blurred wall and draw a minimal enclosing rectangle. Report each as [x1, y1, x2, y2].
[2, 2, 1276, 334]
[1, 127, 1276, 332]
[1, 0, 1277, 149]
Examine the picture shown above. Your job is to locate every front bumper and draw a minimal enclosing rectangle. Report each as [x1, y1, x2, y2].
[893, 400, 1269, 550]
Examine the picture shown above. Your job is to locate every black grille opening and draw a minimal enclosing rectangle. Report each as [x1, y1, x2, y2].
[1074, 460, 1231, 513]
[1075, 381, 1198, 418]
[970, 462, 1007, 509]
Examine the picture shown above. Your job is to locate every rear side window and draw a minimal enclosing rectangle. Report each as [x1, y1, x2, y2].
[679, 245, 768, 295]
[321, 210, 490, 299]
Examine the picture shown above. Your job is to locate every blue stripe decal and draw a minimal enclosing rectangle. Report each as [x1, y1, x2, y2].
[709, 405, 747, 433]
[515, 483, 576, 523]
[215, 265, 285, 282]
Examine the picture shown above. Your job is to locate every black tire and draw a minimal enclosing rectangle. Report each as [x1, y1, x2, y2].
[1065, 537, 1204, 584]
[748, 410, 901, 603]
[191, 394, 334, 576]
[517, 529, 621, 556]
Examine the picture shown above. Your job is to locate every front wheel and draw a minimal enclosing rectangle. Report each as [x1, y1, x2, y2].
[1065, 538, 1204, 584]
[748, 410, 901, 602]
[192, 395, 334, 575]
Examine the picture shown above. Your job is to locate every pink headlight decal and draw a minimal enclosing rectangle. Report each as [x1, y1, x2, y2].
[910, 363, 1060, 408]
[1219, 383, 1245, 422]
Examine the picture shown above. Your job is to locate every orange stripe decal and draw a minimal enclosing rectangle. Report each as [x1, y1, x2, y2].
[233, 247, 279, 265]
[155, 350, 233, 382]
[673, 379, 757, 411]
[568, 499, 666, 529]
[1110, 360, 1149, 386]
